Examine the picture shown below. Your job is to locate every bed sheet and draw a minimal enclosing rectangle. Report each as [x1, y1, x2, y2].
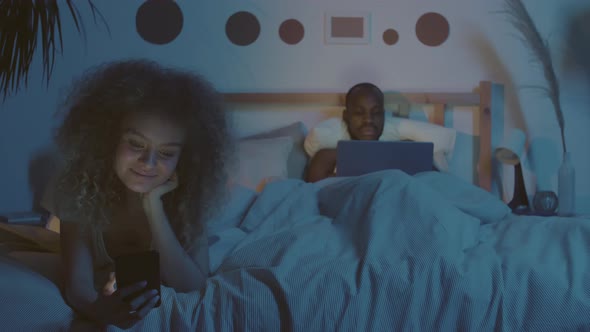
[107, 170, 590, 331]
[0, 253, 102, 331]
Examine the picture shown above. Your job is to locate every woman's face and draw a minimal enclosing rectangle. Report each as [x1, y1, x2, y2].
[114, 113, 186, 194]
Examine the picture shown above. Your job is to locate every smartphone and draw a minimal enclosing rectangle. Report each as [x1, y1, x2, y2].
[114, 250, 161, 307]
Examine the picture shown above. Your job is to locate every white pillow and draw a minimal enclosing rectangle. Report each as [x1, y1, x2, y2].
[303, 116, 456, 172]
[303, 118, 349, 157]
[0, 255, 74, 330]
[230, 136, 294, 191]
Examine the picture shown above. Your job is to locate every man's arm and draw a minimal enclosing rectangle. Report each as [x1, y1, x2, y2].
[305, 148, 337, 183]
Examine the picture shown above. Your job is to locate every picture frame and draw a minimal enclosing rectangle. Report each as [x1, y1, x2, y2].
[324, 11, 371, 45]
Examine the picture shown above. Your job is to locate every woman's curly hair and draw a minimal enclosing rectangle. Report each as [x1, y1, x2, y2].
[54, 59, 232, 249]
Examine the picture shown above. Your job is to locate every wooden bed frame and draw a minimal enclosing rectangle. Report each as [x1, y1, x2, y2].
[223, 81, 504, 192]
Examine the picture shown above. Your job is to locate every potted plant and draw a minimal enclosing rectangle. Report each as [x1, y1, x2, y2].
[0, 0, 109, 103]
[503, 0, 575, 216]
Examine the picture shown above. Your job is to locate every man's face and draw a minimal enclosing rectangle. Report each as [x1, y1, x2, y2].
[343, 93, 385, 140]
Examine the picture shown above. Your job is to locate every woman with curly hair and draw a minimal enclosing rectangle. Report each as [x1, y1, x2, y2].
[41, 59, 232, 328]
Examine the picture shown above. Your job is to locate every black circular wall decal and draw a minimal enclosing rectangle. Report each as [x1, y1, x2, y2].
[226, 11, 261, 46]
[279, 19, 304, 45]
[383, 29, 399, 45]
[136, 0, 183, 45]
[415, 12, 450, 47]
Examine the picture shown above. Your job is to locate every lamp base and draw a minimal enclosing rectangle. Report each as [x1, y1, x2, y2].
[507, 163, 530, 213]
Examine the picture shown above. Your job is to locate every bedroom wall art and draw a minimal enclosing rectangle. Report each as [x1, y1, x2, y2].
[279, 19, 305, 45]
[324, 12, 371, 44]
[383, 28, 399, 46]
[136, 0, 183, 45]
[415, 12, 450, 47]
[226, 11, 261, 46]
[221, 10, 449, 47]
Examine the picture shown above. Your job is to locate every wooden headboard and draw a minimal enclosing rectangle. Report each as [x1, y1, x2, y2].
[223, 81, 504, 192]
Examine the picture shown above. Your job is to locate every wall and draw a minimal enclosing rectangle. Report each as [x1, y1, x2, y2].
[1, 0, 589, 214]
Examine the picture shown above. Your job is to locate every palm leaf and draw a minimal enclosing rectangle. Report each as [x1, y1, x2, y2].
[0, 0, 109, 103]
[501, 0, 567, 153]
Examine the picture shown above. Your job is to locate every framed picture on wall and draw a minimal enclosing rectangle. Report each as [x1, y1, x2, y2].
[324, 12, 371, 45]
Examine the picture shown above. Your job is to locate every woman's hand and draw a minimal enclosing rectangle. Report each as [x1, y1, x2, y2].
[147, 173, 178, 200]
[142, 173, 178, 220]
[91, 279, 160, 329]
[102, 272, 117, 296]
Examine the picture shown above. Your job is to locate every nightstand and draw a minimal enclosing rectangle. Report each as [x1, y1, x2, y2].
[0, 210, 59, 253]
[511, 206, 590, 218]
[0, 214, 59, 253]
[512, 205, 557, 217]
[515, 210, 557, 217]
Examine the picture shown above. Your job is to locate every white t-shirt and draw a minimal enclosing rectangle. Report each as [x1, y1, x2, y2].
[303, 117, 457, 172]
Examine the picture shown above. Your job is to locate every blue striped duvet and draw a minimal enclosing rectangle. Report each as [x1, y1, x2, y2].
[111, 170, 590, 331]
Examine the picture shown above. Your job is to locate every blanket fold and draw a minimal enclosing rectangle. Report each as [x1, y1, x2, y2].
[110, 171, 590, 332]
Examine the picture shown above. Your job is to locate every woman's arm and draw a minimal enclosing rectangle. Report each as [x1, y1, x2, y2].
[45, 180, 101, 319]
[62, 218, 161, 328]
[305, 148, 337, 183]
[143, 196, 209, 292]
[60, 220, 100, 317]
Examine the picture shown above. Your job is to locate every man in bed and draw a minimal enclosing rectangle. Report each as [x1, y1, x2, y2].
[304, 82, 385, 182]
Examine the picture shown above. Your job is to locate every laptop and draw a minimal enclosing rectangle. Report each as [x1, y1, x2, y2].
[336, 140, 434, 177]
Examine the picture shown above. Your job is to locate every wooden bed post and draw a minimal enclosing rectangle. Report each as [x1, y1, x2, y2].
[431, 104, 446, 127]
[478, 81, 504, 193]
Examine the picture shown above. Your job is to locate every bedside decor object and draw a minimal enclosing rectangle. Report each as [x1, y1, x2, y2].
[503, 0, 574, 217]
[533, 191, 558, 214]
[558, 152, 575, 216]
[495, 128, 530, 214]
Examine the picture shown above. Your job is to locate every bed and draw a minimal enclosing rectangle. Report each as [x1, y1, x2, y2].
[2, 81, 590, 331]
[225, 81, 504, 193]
